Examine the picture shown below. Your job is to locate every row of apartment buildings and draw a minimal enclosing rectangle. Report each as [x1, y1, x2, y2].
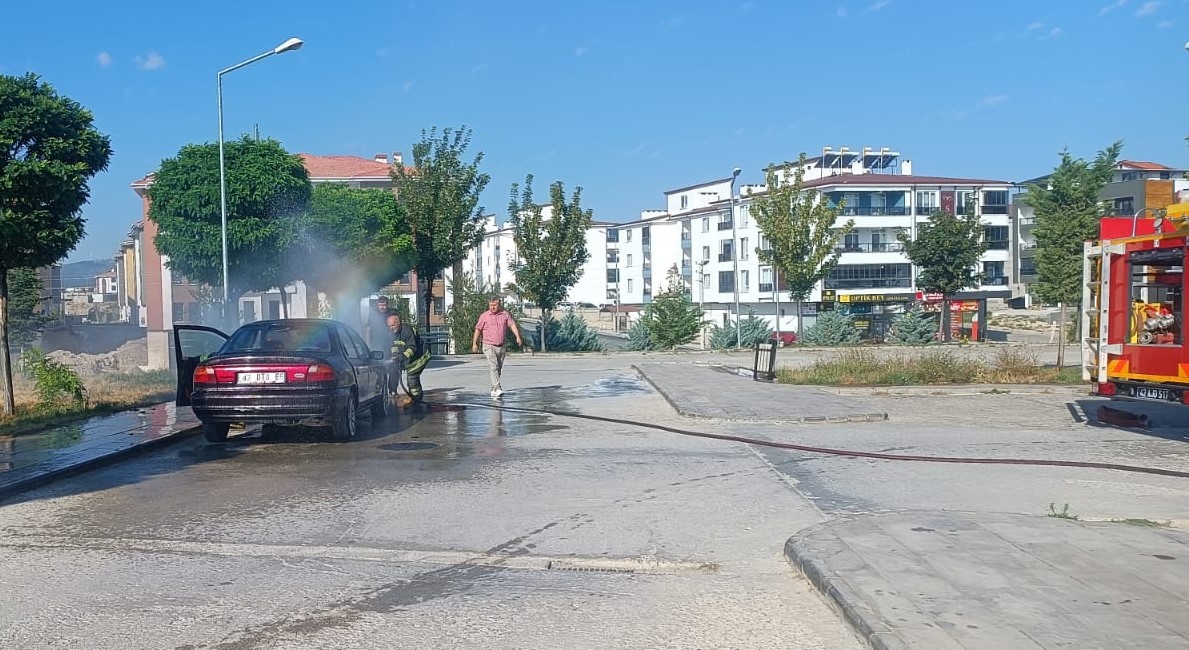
[105, 145, 1188, 367]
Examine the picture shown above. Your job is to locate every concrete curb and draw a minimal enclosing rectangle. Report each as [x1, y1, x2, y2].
[783, 530, 909, 650]
[632, 365, 888, 424]
[824, 384, 1088, 397]
[0, 424, 203, 503]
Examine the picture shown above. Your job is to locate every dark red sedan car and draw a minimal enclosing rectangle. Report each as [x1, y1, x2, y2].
[175, 319, 389, 443]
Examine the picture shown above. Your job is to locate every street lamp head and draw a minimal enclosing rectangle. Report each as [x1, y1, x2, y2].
[731, 167, 742, 178]
[274, 37, 304, 54]
[1184, 39, 1189, 50]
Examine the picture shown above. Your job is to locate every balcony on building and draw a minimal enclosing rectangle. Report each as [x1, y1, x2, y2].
[825, 263, 912, 290]
[835, 241, 906, 254]
[826, 191, 909, 217]
[982, 276, 1009, 286]
[716, 220, 733, 231]
[718, 252, 733, 262]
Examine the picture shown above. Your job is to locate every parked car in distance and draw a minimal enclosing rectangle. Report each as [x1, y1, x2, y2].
[174, 319, 389, 443]
[771, 331, 797, 346]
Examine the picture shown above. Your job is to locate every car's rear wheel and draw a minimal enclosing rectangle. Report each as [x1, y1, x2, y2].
[203, 422, 230, 443]
[331, 394, 358, 440]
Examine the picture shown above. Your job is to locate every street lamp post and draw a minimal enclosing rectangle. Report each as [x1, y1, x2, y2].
[729, 167, 742, 348]
[217, 37, 303, 324]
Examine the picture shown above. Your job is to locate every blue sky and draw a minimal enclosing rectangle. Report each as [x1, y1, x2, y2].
[2, 0, 1188, 263]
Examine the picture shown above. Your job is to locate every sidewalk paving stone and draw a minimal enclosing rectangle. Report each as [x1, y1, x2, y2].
[786, 511, 1189, 650]
[0, 402, 200, 500]
[634, 362, 888, 423]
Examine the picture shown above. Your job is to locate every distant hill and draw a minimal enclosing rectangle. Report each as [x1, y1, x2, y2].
[61, 259, 115, 289]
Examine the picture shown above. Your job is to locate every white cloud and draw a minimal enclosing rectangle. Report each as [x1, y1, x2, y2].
[837, 6, 849, 18]
[1025, 21, 1044, 31]
[575, 46, 589, 57]
[134, 52, 165, 71]
[1157, 19, 1174, 27]
[1098, 0, 1128, 16]
[470, 63, 488, 76]
[402, 80, 415, 92]
[1045, 27, 1063, 38]
[1136, 0, 1161, 16]
[97, 51, 112, 68]
[982, 94, 1009, 107]
[864, 0, 891, 13]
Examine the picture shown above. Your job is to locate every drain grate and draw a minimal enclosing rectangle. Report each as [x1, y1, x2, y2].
[378, 442, 441, 452]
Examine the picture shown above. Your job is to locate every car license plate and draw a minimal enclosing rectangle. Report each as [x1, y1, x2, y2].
[237, 372, 286, 385]
[1133, 386, 1170, 401]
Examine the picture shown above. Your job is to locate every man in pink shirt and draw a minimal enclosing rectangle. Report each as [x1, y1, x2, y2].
[471, 296, 525, 397]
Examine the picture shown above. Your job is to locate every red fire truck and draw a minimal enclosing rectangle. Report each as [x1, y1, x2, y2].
[1082, 202, 1189, 405]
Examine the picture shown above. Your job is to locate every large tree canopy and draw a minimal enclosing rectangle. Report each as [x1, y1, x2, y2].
[147, 136, 311, 306]
[0, 73, 111, 414]
[298, 182, 414, 316]
[392, 126, 490, 329]
[507, 174, 593, 351]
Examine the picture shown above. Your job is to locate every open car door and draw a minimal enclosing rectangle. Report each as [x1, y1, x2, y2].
[174, 325, 229, 406]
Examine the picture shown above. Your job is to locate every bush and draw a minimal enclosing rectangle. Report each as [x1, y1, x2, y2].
[710, 310, 772, 350]
[19, 349, 87, 406]
[778, 346, 1081, 386]
[642, 282, 704, 350]
[886, 308, 938, 345]
[625, 318, 656, 351]
[532, 309, 604, 352]
[800, 310, 861, 346]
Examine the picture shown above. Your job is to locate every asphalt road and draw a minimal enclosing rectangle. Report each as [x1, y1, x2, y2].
[0, 356, 860, 650]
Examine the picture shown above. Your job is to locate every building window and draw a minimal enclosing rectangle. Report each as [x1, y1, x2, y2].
[626, 254, 634, 267]
[172, 302, 184, 323]
[825, 264, 912, 290]
[983, 261, 1006, 286]
[626, 229, 633, 242]
[718, 271, 735, 293]
[1112, 197, 1134, 216]
[984, 226, 1009, 250]
[606, 288, 619, 300]
[719, 240, 734, 262]
[741, 270, 749, 292]
[740, 237, 749, 260]
[956, 191, 975, 214]
[680, 195, 689, 209]
[607, 269, 620, 283]
[1122, 172, 1137, 182]
[607, 251, 619, 264]
[627, 279, 634, 292]
[739, 205, 749, 229]
[983, 190, 1009, 214]
[606, 229, 619, 243]
[702, 246, 710, 262]
[702, 217, 710, 232]
[759, 235, 770, 251]
[642, 226, 650, 245]
[433, 297, 445, 315]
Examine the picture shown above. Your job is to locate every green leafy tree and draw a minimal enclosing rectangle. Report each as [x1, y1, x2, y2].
[749, 153, 854, 340]
[1022, 142, 1122, 367]
[0, 73, 112, 415]
[641, 276, 704, 350]
[801, 310, 861, 346]
[710, 310, 772, 350]
[507, 175, 593, 352]
[392, 126, 491, 330]
[886, 308, 938, 345]
[147, 137, 312, 323]
[8, 268, 49, 351]
[897, 200, 987, 341]
[299, 183, 414, 320]
[625, 318, 656, 351]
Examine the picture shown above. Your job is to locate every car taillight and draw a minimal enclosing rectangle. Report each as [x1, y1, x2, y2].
[1095, 382, 1117, 396]
[301, 364, 336, 382]
[194, 366, 217, 384]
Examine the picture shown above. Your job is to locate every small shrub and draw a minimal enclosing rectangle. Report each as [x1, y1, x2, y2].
[625, 319, 656, 351]
[886, 308, 938, 345]
[800, 310, 861, 347]
[709, 310, 772, 350]
[542, 309, 604, 352]
[19, 349, 87, 406]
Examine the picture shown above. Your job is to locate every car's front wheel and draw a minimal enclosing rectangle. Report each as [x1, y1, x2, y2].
[203, 422, 230, 443]
[331, 395, 358, 440]
[370, 389, 389, 420]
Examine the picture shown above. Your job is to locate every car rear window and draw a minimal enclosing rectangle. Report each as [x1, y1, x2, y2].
[222, 322, 334, 354]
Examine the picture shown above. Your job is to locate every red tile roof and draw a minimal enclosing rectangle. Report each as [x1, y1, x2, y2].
[801, 173, 1009, 188]
[1118, 160, 1173, 171]
[298, 153, 393, 180]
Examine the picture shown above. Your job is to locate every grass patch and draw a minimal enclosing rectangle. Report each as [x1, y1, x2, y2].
[0, 370, 175, 436]
[778, 347, 1085, 386]
[1110, 518, 1171, 528]
[1048, 503, 1079, 520]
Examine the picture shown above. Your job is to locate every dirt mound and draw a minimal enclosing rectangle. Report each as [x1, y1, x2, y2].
[47, 338, 148, 375]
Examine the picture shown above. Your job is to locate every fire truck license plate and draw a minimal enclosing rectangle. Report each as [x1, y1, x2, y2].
[1133, 387, 1170, 401]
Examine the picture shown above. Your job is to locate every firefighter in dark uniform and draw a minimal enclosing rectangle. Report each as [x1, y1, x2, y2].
[387, 313, 431, 401]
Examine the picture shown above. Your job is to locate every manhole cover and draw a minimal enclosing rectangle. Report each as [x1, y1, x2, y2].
[378, 442, 440, 452]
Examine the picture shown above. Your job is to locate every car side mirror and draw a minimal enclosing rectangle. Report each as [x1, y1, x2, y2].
[370, 350, 385, 360]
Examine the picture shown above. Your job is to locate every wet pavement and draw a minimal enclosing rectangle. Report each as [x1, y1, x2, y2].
[0, 402, 200, 499]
